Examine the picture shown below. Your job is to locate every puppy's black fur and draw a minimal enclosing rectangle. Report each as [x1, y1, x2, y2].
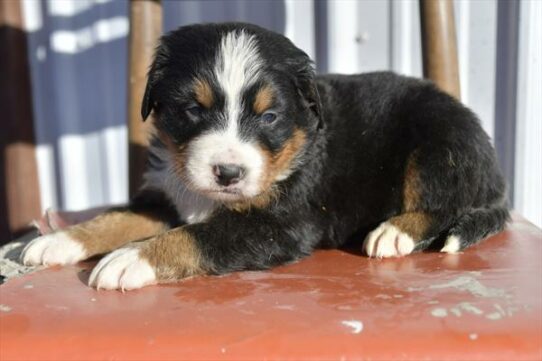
[132, 22, 508, 275]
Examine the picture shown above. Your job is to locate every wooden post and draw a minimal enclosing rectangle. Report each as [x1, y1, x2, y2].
[0, 0, 42, 243]
[128, 0, 162, 197]
[419, 0, 461, 99]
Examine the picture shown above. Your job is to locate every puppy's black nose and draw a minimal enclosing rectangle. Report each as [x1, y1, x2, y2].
[213, 164, 245, 186]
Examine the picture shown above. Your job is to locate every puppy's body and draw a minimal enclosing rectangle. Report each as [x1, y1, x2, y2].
[21, 23, 508, 290]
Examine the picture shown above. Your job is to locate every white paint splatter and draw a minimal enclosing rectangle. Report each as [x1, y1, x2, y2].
[431, 308, 448, 318]
[486, 312, 502, 320]
[23, 283, 34, 289]
[469, 333, 478, 340]
[275, 305, 295, 311]
[450, 308, 462, 317]
[375, 294, 392, 300]
[0, 304, 12, 312]
[342, 320, 364, 334]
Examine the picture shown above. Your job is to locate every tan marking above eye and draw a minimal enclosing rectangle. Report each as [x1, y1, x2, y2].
[253, 85, 274, 114]
[193, 78, 214, 109]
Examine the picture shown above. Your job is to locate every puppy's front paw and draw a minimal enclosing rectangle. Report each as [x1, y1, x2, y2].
[363, 222, 415, 258]
[88, 247, 156, 291]
[20, 232, 87, 266]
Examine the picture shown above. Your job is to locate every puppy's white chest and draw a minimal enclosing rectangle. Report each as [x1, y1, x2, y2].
[143, 155, 216, 224]
[173, 186, 216, 224]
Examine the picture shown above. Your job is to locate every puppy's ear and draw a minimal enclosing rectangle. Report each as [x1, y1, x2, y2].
[141, 42, 169, 121]
[294, 61, 323, 130]
[141, 80, 153, 121]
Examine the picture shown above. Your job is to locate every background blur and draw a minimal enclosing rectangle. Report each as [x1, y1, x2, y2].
[3, 0, 542, 235]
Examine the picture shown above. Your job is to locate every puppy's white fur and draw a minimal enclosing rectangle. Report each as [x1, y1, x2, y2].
[88, 247, 156, 291]
[441, 235, 461, 253]
[184, 30, 266, 201]
[363, 222, 415, 258]
[21, 232, 87, 266]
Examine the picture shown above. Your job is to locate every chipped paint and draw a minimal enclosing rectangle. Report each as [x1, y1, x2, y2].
[450, 302, 484, 317]
[428, 276, 511, 299]
[23, 283, 34, 289]
[429, 301, 525, 321]
[469, 333, 478, 340]
[0, 304, 12, 312]
[408, 275, 511, 299]
[342, 320, 363, 334]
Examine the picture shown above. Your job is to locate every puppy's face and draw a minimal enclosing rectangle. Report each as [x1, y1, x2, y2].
[143, 23, 321, 203]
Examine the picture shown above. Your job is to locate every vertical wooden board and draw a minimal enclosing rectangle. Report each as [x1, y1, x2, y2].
[0, 0, 42, 242]
[419, 0, 461, 99]
[128, 0, 162, 198]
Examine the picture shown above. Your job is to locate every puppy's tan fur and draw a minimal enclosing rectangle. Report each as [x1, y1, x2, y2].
[66, 211, 169, 257]
[253, 85, 274, 114]
[389, 151, 432, 240]
[140, 227, 204, 280]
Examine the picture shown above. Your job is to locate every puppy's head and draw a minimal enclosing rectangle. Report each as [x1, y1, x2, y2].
[143, 23, 321, 203]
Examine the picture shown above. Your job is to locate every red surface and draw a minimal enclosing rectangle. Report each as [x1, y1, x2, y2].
[1, 216, 541, 360]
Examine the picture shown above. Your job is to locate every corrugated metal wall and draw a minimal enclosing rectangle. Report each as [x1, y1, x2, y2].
[21, 0, 542, 227]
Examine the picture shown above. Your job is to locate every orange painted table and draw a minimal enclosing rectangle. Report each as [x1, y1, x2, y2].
[1, 217, 541, 360]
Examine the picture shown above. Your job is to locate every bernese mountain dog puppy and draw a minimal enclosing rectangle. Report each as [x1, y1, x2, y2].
[21, 23, 508, 291]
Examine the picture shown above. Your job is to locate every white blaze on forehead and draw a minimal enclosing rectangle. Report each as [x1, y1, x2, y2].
[178, 30, 266, 200]
[214, 30, 263, 134]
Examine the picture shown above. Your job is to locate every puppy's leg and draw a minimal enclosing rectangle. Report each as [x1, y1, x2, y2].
[21, 191, 177, 266]
[88, 209, 316, 290]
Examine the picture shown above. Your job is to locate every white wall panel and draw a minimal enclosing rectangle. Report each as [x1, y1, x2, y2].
[514, 0, 542, 227]
[328, 0, 360, 73]
[101, 126, 128, 205]
[390, 0, 422, 77]
[455, 0, 497, 138]
[285, 0, 315, 60]
[356, 0, 391, 72]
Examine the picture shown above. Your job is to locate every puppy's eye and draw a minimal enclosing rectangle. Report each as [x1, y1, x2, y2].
[185, 104, 202, 118]
[261, 111, 277, 124]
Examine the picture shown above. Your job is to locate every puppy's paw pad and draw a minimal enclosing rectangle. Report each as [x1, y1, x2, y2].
[441, 235, 461, 253]
[20, 232, 86, 266]
[363, 222, 415, 258]
[88, 248, 156, 291]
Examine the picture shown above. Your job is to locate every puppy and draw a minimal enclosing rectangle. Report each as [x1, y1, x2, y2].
[21, 23, 508, 290]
